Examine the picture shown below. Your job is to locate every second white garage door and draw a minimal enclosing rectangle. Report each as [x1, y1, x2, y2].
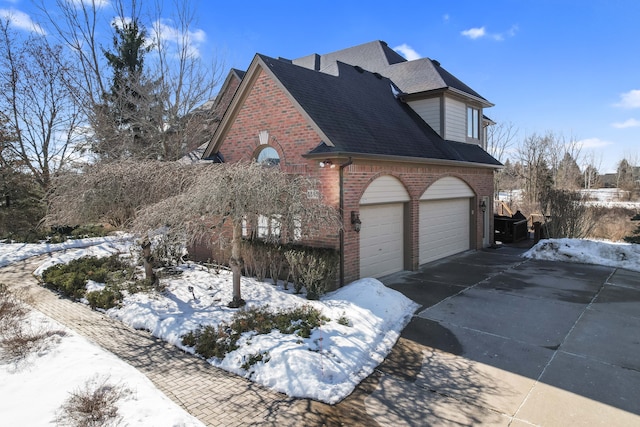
[359, 203, 404, 278]
[419, 177, 474, 265]
[419, 198, 470, 264]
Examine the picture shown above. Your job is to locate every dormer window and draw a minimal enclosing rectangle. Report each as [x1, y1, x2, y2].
[256, 146, 280, 167]
[467, 106, 480, 139]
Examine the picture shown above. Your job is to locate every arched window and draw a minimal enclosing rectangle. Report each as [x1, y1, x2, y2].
[256, 146, 280, 167]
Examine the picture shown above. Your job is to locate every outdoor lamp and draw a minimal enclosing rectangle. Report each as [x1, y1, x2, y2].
[480, 200, 487, 213]
[351, 211, 362, 232]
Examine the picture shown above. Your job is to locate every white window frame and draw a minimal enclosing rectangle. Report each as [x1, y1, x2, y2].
[467, 106, 480, 139]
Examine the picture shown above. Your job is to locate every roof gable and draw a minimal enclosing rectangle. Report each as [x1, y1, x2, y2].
[289, 40, 490, 105]
[292, 40, 406, 74]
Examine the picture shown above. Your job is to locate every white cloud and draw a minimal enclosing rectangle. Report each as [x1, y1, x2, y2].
[577, 137, 614, 149]
[393, 43, 421, 61]
[443, 14, 450, 23]
[0, 8, 46, 35]
[461, 27, 486, 39]
[461, 25, 518, 41]
[612, 118, 640, 129]
[151, 19, 207, 58]
[70, 0, 110, 9]
[615, 89, 640, 109]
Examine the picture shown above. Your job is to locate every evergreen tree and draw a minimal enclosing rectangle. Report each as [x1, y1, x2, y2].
[96, 17, 161, 160]
[556, 152, 582, 190]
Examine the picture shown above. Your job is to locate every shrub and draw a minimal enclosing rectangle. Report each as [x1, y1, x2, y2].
[539, 189, 594, 238]
[241, 239, 269, 282]
[41, 255, 128, 300]
[55, 376, 129, 427]
[624, 213, 640, 244]
[588, 206, 637, 241]
[182, 305, 328, 361]
[181, 324, 238, 360]
[285, 246, 339, 299]
[241, 351, 271, 371]
[86, 287, 123, 310]
[150, 234, 186, 268]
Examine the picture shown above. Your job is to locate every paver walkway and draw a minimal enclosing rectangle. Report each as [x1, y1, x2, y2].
[0, 255, 378, 426]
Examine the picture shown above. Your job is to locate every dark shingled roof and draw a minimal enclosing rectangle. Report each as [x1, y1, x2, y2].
[291, 40, 491, 104]
[260, 54, 500, 166]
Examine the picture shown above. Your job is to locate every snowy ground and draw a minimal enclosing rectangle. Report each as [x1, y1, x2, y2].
[524, 237, 640, 272]
[1, 236, 637, 425]
[497, 188, 640, 209]
[0, 311, 205, 426]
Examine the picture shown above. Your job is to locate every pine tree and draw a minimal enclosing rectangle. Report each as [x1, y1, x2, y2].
[96, 17, 161, 160]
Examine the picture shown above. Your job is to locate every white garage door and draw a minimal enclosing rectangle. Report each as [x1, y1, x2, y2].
[419, 177, 474, 265]
[359, 203, 404, 278]
[419, 198, 470, 264]
[359, 175, 409, 278]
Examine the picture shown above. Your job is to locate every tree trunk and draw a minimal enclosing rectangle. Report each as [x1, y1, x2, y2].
[141, 241, 157, 285]
[227, 221, 245, 308]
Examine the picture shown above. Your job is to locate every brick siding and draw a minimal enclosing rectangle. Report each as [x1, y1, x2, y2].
[212, 67, 496, 285]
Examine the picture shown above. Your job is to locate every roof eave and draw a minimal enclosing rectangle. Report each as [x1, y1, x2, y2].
[400, 87, 494, 108]
[303, 151, 503, 169]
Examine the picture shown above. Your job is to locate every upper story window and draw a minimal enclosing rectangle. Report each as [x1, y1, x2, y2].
[467, 106, 480, 139]
[256, 146, 280, 167]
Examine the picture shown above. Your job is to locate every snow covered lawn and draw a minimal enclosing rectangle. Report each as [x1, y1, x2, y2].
[0, 310, 205, 426]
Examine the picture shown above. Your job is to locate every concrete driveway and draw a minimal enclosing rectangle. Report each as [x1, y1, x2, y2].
[371, 245, 640, 426]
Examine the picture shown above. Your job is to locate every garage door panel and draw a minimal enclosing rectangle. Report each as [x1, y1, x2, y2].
[420, 198, 470, 264]
[359, 203, 403, 278]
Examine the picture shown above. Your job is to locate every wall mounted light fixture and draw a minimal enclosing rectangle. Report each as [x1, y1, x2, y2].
[480, 200, 487, 213]
[319, 160, 335, 168]
[351, 211, 362, 232]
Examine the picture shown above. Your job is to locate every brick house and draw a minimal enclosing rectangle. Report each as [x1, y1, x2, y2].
[200, 40, 501, 285]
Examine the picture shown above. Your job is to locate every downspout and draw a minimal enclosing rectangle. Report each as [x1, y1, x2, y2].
[339, 157, 353, 287]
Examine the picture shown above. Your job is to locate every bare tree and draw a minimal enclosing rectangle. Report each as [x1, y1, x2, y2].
[487, 121, 518, 200]
[0, 19, 86, 192]
[46, 160, 196, 282]
[517, 133, 554, 205]
[39, 0, 224, 162]
[133, 162, 342, 307]
[581, 151, 602, 190]
[487, 120, 517, 163]
[148, 0, 225, 158]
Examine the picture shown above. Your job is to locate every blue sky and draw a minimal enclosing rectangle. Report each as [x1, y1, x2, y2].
[3, 0, 639, 173]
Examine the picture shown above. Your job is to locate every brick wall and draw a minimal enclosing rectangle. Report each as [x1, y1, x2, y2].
[215, 65, 496, 286]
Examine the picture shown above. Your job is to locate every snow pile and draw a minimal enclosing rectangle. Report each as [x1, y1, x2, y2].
[0, 310, 204, 426]
[524, 238, 640, 272]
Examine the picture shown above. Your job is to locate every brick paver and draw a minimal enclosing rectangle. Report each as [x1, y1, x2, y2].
[0, 255, 371, 426]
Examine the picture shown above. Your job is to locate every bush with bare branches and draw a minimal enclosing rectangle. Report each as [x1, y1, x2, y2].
[0, 284, 65, 362]
[540, 189, 595, 238]
[55, 375, 130, 427]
